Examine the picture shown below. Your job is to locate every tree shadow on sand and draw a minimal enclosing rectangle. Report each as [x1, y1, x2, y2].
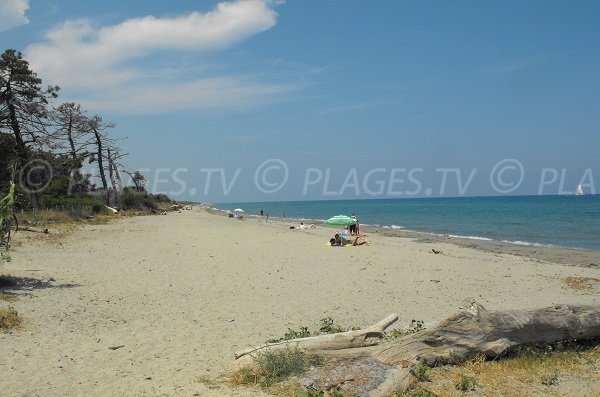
[0, 275, 80, 295]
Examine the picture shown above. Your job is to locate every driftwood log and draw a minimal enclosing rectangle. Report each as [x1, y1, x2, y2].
[19, 226, 49, 234]
[232, 314, 398, 370]
[232, 300, 600, 396]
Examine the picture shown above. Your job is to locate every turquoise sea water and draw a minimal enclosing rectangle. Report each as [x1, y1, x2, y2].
[215, 195, 600, 251]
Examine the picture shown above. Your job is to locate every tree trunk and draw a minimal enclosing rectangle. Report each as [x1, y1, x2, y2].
[107, 148, 117, 191]
[5, 90, 40, 209]
[92, 128, 108, 204]
[232, 301, 600, 396]
[67, 115, 77, 161]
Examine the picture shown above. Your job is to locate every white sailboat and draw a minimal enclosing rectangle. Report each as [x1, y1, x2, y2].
[575, 184, 584, 196]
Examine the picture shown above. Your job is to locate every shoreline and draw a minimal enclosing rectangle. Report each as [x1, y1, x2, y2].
[205, 205, 600, 268]
[367, 226, 600, 269]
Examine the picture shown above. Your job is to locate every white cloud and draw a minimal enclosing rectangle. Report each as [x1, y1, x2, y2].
[80, 76, 299, 114]
[24, 0, 292, 113]
[0, 0, 29, 33]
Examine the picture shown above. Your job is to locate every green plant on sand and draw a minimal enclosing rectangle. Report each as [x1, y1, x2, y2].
[318, 317, 346, 334]
[455, 374, 478, 391]
[0, 180, 17, 250]
[267, 317, 349, 344]
[230, 347, 309, 387]
[0, 305, 22, 329]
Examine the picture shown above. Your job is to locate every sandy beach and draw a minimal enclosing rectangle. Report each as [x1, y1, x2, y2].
[1, 208, 599, 396]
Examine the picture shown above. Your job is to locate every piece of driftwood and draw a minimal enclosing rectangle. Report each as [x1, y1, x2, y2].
[232, 314, 398, 370]
[20, 226, 49, 234]
[232, 301, 600, 396]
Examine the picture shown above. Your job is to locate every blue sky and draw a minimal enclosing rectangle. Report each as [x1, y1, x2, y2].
[1, 0, 599, 202]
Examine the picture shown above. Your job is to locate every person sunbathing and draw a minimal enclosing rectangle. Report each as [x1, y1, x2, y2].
[329, 233, 369, 246]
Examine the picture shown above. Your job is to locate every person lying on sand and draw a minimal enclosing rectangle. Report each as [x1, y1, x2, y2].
[329, 233, 369, 246]
[290, 222, 316, 230]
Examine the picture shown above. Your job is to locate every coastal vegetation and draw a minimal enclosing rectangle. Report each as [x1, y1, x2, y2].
[0, 48, 167, 215]
[230, 302, 600, 396]
[0, 305, 21, 330]
[401, 339, 600, 396]
[1, 48, 175, 333]
[0, 178, 17, 250]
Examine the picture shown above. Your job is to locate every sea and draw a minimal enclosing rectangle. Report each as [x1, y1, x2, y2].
[214, 195, 600, 251]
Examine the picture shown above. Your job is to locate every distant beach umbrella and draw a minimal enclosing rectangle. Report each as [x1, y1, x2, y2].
[324, 215, 356, 226]
[233, 208, 244, 212]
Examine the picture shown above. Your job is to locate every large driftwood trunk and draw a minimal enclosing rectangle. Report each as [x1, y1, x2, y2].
[232, 314, 398, 370]
[232, 301, 600, 396]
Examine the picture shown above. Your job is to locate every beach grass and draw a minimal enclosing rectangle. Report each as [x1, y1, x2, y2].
[0, 305, 22, 330]
[0, 292, 18, 303]
[16, 208, 115, 226]
[229, 347, 309, 388]
[563, 276, 600, 293]
[404, 340, 600, 396]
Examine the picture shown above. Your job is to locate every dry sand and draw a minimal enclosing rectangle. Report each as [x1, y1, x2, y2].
[1, 208, 599, 396]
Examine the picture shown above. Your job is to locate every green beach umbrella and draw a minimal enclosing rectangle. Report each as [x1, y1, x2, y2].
[324, 215, 356, 226]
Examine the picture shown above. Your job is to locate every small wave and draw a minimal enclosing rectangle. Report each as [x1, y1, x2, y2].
[447, 234, 492, 241]
[501, 240, 553, 248]
[381, 224, 404, 230]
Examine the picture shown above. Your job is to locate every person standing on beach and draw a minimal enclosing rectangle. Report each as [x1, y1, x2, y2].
[350, 213, 358, 235]
[260, 209, 264, 216]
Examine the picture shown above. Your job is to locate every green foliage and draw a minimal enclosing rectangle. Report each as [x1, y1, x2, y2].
[128, 170, 147, 192]
[231, 347, 308, 387]
[297, 386, 345, 397]
[266, 327, 310, 343]
[0, 180, 17, 250]
[408, 319, 425, 333]
[455, 375, 478, 391]
[255, 347, 308, 386]
[396, 388, 438, 397]
[285, 326, 311, 340]
[267, 318, 349, 343]
[0, 305, 21, 329]
[385, 319, 426, 341]
[295, 387, 324, 397]
[329, 387, 345, 396]
[541, 372, 559, 386]
[39, 177, 104, 209]
[281, 326, 311, 341]
[0, 134, 18, 185]
[319, 317, 346, 334]
[152, 193, 172, 203]
[120, 188, 158, 210]
[410, 357, 432, 382]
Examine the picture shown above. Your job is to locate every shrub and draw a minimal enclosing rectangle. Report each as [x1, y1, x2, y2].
[0, 306, 22, 329]
[541, 372, 559, 386]
[39, 193, 104, 210]
[267, 326, 311, 343]
[120, 188, 158, 210]
[231, 347, 309, 388]
[153, 193, 171, 203]
[255, 347, 308, 386]
[455, 375, 478, 391]
[319, 317, 346, 334]
[266, 318, 348, 344]
[410, 357, 432, 382]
